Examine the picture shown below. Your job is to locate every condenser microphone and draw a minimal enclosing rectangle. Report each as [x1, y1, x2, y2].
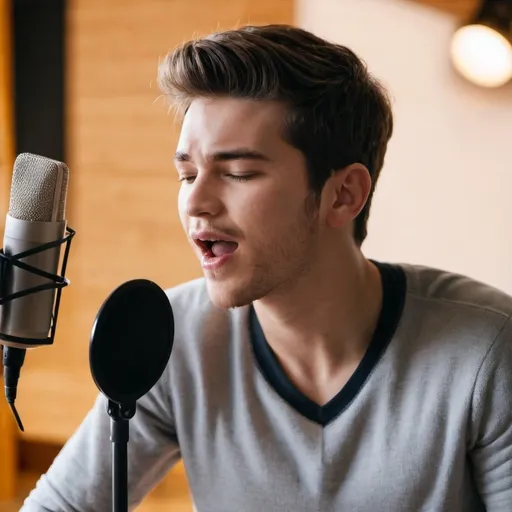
[0, 153, 75, 431]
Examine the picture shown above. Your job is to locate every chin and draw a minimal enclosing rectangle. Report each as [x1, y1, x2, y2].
[205, 278, 264, 309]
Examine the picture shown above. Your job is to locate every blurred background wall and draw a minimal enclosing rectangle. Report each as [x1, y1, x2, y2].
[1, 0, 511, 509]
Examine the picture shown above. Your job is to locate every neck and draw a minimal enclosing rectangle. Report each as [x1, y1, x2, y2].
[253, 245, 383, 378]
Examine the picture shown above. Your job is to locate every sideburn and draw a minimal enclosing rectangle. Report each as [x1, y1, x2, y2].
[304, 191, 321, 224]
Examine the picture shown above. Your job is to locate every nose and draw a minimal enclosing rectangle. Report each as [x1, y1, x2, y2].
[181, 174, 223, 218]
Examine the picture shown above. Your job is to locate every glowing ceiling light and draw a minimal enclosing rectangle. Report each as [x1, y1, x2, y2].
[450, 0, 512, 88]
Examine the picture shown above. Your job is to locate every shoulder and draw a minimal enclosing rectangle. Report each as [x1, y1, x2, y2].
[397, 262, 512, 356]
[400, 263, 512, 319]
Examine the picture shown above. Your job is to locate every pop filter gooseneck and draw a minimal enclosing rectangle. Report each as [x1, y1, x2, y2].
[89, 279, 174, 512]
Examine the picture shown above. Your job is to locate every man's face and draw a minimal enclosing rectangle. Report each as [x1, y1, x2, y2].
[176, 97, 321, 308]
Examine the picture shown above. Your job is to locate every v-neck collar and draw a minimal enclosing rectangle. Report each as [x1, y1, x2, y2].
[249, 261, 407, 426]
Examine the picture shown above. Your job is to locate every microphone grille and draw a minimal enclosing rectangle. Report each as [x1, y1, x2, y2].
[9, 153, 69, 222]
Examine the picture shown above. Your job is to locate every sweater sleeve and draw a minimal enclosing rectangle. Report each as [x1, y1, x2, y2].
[468, 316, 512, 511]
[19, 365, 180, 512]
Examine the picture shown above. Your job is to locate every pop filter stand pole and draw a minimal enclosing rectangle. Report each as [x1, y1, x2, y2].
[107, 400, 135, 512]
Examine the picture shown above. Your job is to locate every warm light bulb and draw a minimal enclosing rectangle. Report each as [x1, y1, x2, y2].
[450, 24, 512, 87]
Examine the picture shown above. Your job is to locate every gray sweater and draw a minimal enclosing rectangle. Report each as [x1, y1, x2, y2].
[20, 262, 512, 511]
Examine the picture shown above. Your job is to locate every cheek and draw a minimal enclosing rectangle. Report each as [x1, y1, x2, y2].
[177, 187, 188, 225]
[240, 187, 305, 236]
[237, 189, 282, 228]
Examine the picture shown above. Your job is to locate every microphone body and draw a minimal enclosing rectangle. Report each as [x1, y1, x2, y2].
[0, 153, 69, 348]
[1, 215, 66, 346]
[0, 152, 73, 431]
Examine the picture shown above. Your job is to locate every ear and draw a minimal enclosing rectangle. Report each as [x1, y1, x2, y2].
[323, 163, 372, 229]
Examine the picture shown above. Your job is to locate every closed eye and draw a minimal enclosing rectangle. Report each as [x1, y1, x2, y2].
[178, 175, 196, 183]
[178, 173, 256, 184]
[226, 174, 256, 182]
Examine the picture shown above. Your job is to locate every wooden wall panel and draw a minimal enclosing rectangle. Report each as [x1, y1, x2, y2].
[0, 0, 17, 500]
[15, 0, 294, 445]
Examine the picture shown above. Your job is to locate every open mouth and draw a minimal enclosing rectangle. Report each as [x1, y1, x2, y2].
[195, 239, 239, 258]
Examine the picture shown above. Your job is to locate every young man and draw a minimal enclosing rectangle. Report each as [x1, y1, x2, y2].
[21, 24, 511, 511]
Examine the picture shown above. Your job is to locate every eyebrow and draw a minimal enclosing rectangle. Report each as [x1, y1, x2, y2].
[174, 148, 271, 163]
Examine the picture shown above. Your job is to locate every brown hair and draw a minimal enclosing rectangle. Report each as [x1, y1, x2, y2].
[158, 24, 393, 244]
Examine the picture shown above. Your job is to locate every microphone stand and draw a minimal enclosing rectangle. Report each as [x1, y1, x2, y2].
[107, 400, 136, 512]
[89, 279, 174, 512]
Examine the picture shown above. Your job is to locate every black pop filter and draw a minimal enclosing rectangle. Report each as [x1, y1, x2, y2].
[88, 279, 174, 512]
[89, 279, 174, 406]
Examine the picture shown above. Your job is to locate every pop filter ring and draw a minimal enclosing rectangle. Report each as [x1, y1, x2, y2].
[0, 226, 76, 346]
